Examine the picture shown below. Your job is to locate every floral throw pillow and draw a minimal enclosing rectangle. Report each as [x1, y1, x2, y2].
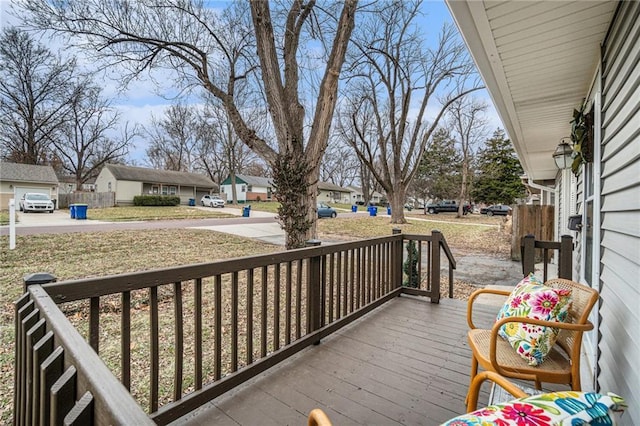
[495, 274, 573, 366]
[441, 391, 627, 426]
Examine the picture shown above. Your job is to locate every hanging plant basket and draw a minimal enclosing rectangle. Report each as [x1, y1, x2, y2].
[570, 100, 594, 175]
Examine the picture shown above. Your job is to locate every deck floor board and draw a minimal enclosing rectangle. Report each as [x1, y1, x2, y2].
[174, 295, 498, 425]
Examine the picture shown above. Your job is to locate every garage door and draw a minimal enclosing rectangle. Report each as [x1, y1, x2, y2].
[15, 187, 52, 201]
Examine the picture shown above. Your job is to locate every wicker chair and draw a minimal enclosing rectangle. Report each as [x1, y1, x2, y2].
[466, 278, 599, 394]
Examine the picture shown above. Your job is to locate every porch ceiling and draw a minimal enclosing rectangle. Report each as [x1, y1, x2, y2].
[446, 0, 618, 180]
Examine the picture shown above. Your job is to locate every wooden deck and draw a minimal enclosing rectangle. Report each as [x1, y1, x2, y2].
[174, 295, 498, 425]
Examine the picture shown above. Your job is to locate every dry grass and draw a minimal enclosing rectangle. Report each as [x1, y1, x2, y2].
[0, 215, 512, 422]
[85, 205, 236, 221]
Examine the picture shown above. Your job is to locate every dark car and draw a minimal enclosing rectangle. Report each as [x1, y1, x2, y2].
[480, 204, 512, 216]
[317, 203, 337, 218]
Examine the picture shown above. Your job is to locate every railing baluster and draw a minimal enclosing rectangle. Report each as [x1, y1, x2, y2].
[246, 269, 254, 365]
[273, 264, 281, 350]
[26, 318, 45, 426]
[295, 260, 302, 339]
[417, 239, 424, 290]
[336, 252, 342, 320]
[15, 295, 31, 426]
[121, 291, 131, 390]
[349, 249, 355, 313]
[328, 253, 335, 324]
[261, 267, 268, 357]
[150, 286, 159, 412]
[89, 296, 100, 353]
[194, 278, 203, 390]
[320, 255, 327, 328]
[285, 262, 292, 345]
[173, 281, 184, 401]
[231, 271, 239, 372]
[214, 275, 222, 381]
[39, 346, 64, 426]
[50, 366, 77, 425]
[25, 312, 44, 426]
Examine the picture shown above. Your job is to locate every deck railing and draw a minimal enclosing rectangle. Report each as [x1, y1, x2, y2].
[521, 234, 573, 281]
[14, 231, 455, 425]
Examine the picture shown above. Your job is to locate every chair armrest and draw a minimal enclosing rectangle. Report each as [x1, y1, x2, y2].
[488, 317, 594, 378]
[467, 288, 511, 329]
[308, 408, 332, 426]
[466, 371, 528, 412]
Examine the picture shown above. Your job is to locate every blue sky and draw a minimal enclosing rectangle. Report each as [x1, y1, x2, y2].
[0, 0, 503, 163]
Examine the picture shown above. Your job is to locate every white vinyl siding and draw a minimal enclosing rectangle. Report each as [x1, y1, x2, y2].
[598, 1, 640, 419]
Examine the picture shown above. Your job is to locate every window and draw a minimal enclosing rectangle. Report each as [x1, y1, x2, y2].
[169, 186, 177, 195]
[241, 185, 246, 192]
[247, 185, 253, 192]
[152, 186, 159, 194]
[161, 186, 168, 195]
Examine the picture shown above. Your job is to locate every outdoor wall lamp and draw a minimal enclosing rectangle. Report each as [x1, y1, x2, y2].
[553, 137, 573, 169]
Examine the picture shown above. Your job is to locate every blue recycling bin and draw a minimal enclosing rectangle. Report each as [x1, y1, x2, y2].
[69, 204, 76, 219]
[75, 204, 88, 220]
[242, 206, 250, 217]
[387, 206, 391, 215]
[188, 198, 196, 206]
[351, 205, 358, 212]
[369, 206, 377, 217]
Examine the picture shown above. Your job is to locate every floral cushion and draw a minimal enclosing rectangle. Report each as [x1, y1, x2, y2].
[441, 391, 627, 426]
[495, 274, 573, 366]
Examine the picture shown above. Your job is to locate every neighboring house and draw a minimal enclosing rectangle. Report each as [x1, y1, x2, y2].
[220, 174, 273, 203]
[58, 175, 96, 194]
[347, 186, 384, 205]
[95, 164, 216, 205]
[318, 182, 351, 204]
[448, 0, 639, 418]
[0, 162, 60, 209]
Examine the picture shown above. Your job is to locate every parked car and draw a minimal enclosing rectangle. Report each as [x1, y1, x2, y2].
[19, 193, 55, 213]
[480, 204, 512, 216]
[425, 200, 471, 215]
[201, 195, 226, 208]
[317, 203, 337, 218]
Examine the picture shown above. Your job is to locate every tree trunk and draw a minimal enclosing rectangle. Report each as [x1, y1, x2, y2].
[390, 188, 407, 224]
[230, 172, 238, 204]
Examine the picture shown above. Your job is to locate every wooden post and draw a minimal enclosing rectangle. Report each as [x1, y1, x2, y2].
[559, 235, 573, 279]
[306, 240, 322, 343]
[430, 230, 441, 304]
[23, 272, 57, 292]
[521, 234, 535, 276]
[392, 229, 403, 289]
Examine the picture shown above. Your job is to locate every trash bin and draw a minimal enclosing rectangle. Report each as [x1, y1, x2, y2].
[188, 198, 195, 206]
[69, 204, 76, 219]
[75, 204, 88, 220]
[242, 206, 250, 217]
[369, 206, 377, 217]
[387, 206, 391, 215]
[351, 205, 358, 212]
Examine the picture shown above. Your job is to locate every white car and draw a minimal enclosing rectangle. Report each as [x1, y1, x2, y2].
[19, 193, 55, 213]
[201, 195, 226, 208]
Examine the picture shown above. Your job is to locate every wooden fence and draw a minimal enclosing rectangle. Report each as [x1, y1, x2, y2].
[58, 192, 115, 209]
[510, 204, 555, 261]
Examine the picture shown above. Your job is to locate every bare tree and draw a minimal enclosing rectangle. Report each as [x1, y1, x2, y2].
[18, 0, 357, 248]
[52, 84, 134, 188]
[145, 103, 202, 172]
[197, 97, 261, 203]
[0, 27, 78, 164]
[341, 1, 482, 223]
[320, 137, 359, 188]
[447, 97, 488, 217]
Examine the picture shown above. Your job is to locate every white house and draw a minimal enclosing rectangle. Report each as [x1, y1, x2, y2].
[317, 182, 351, 204]
[95, 164, 216, 205]
[220, 174, 273, 203]
[347, 186, 385, 205]
[447, 0, 639, 418]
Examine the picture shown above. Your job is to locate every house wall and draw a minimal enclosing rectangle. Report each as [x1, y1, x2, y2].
[318, 190, 350, 203]
[221, 184, 269, 202]
[597, 0, 640, 417]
